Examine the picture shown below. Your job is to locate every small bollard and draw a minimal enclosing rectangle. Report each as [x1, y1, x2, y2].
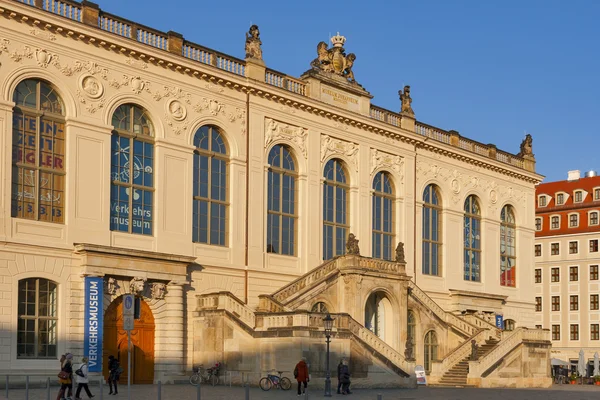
[196, 381, 201, 400]
[157, 380, 161, 400]
[5, 375, 8, 399]
[46, 377, 51, 400]
[377, 394, 383, 400]
[244, 383, 250, 400]
[25, 376, 29, 400]
[99, 377, 103, 400]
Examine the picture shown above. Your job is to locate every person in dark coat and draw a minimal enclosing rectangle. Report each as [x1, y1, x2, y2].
[340, 359, 351, 395]
[56, 353, 73, 400]
[107, 355, 120, 395]
[294, 358, 310, 395]
[337, 359, 344, 394]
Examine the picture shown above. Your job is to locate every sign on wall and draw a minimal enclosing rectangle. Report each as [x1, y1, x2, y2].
[84, 277, 103, 372]
[495, 314, 504, 330]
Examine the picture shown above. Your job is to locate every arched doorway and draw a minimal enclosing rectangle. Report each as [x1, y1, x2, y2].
[364, 291, 394, 342]
[103, 296, 155, 384]
[424, 330, 438, 374]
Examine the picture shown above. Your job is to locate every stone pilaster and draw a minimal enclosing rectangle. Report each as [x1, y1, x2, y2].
[154, 281, 187, 382]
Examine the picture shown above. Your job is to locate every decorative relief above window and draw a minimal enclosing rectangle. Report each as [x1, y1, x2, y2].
[370, 149, 404, 180]
[321, 135, 359, 172]
[265, 118, 307, 158]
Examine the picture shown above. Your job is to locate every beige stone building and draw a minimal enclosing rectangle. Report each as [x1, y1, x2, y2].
[0, 0, 551, 388]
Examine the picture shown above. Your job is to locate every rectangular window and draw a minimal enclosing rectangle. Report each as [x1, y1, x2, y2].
[535, 244, 541, 257]
[535, 268, 542, 283]
[535, 297, 542, 312]
[570, 295, 579, 311]
[535, 218, 542, 231]
[539, 196, 547, 207]
[591, 295, 599, 310]
[569, 214, 578, 227]
[575, 192, 582, 202]
[591, 265, 599, 281]
[557, 194, 564, 205]
[569, 241, 578, 254]
[551, 243, 560, 255]
[552, 325, 560, 340]
[570, 324, 579, 341]
[551, 267, 560, 282]
[595, 188, 600, 200]
[551, 216, 560, 229]
[570, 266, 578, 281]
[590, 240, 599, 253]
[591, 212, 599, 226]
[552, 296, 560, 311]
[591, 324, 600, 341]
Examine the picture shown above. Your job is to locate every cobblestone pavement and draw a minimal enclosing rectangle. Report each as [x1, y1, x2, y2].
[3, 383, 600, 400]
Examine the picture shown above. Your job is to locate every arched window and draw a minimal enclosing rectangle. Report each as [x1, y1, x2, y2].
[464, 195, 481, 282]
[500, 205, 516, 287]
[372, 172, 394, 260]
[424, 330, 438, 374]
[323, 159, 349, 260]
[407, 310, 416, 342]
[504, 319, 515, 331]
[311, 302, 329, 313]
[192, 125, 228, 246]
[267, 145, 297, 255]
[18, 278, 58, 358]
[12, 79, 65, 223]
[422, 185, 442, 275]
[110, 104, 154, 235]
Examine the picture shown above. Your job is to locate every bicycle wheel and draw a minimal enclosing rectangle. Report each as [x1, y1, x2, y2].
[189, 374, 200, 386]
[211, 374, 218, 386]
[280, 377, 292, 390]
[259, 377, 272, 391]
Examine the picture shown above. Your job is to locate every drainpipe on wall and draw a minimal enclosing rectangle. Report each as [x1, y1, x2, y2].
[244, 89, 250, 304]
[413, 142, 418, 284]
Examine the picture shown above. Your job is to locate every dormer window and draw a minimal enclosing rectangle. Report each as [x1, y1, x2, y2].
[538, 196, 547, 207]
[575, 191, 583, 203]
[595, 188, 600, 201]
[557, 194, 565, 205]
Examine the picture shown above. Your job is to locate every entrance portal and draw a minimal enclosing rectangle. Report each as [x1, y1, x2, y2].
[103, 296, 155, 384]
[364, 291, 394, 342]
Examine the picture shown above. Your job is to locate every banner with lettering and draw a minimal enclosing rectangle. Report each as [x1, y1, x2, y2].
[84, 277, 103, 372]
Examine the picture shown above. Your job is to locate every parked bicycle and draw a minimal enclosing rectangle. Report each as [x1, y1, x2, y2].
[259, 370, 292, 391]
[189, 362, 221, 386]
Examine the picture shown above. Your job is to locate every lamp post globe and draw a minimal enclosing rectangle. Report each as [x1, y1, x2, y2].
[323, 313, 335, 397]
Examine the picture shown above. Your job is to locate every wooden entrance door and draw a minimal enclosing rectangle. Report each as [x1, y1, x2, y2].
[103, 296, 155, 384]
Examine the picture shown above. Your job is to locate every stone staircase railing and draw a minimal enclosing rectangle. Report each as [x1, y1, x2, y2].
[459, 314, 502, 339]
[196, 291, 256, 329]
[408, 281, 478, 337]
[257, 294, 288, 312]
[271, 258, 339, 304]
[430, 328, 488, 381]
[468, 328, 551, 377]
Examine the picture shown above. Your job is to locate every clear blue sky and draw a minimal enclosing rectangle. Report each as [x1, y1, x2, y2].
[98, 0, 599, 183]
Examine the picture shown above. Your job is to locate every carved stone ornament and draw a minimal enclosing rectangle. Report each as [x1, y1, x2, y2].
[245, 24, 263, 60]
[321, 135, 359, 172]
[399, 85, 414, 116]
[265, 118, 308, 158]
[129, 277, 147, 296]
[395, 242, 405, 263]
[310, 33, 356, 83]
[151, 282, 167, 300]
[79, 75, 104, 99]
[371, 149, 404, 177]
[166, 99, 187, 121]
[404, 337, 414, 360]
[194, 98, 224, 116]
[35, 49, 54, 68]
[105, 277, 118, 296]
[518, 134, 533, 157]
[346, 233, 360, 255]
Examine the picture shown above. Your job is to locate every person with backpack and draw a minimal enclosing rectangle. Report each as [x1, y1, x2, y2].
[74, 357, 94, 399]
[293, 358, 309, 396]
[56, 353, 73, 400]
[107, 355, 121, 395]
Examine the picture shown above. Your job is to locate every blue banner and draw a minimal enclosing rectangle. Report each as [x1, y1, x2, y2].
[84, 277, 103, 372]
[495, 314, 504, 329]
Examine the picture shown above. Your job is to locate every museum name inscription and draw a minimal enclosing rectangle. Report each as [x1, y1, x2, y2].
[321, 87, 360, 111]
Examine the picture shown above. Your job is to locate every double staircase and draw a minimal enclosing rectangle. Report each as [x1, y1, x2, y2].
[437, 338, 499, 387]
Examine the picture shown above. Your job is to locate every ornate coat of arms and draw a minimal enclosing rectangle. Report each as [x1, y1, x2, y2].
[310, 33, 356, 83]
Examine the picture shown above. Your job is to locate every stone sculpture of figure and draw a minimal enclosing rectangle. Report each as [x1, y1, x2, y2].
[395, 242, 405, 263]
[151, 282, 167, 300]
[310, 41, 333, 72]
[346, 233, 360, 255]
[343, 53, 356, 82]
[399, 85, 414, 116]
[129, 277, 147, 296]
[404, 337, 414, 360]
[470, 340, 479, 360]
[518, 134, 533, 157]
[245, 24, 262, 60]
[105, 277, 118, 296]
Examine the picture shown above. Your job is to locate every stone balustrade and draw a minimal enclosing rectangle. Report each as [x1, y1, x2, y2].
[271, 257, 339, 304]
[460, 314, 502, 339]
[430, 328, 488, 380]
[265, 69, 307, 96]
[196, 292, 256, 329]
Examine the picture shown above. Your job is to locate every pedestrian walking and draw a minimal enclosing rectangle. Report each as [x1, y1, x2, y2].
[74, 357, 95, 399]
[337, 359, 344, 394]
[56, 353, 74, 400]
[293, 357, 310, 396]
[340, 359, 352, 395]
[107, 355, 121, 395]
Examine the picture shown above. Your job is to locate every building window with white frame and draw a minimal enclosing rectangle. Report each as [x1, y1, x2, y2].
[590, 212, 599, 226]
[595, 188, 600, 201]
[591, 265, 599, 280]
[570, 266, 578, 281]
[17, 278, 58, 358]
[551, 296, 560, 311]
[570, 324, 579, 341]
[372, 171, 395, 260]
[569, 213, 579, 227]
[267, 144, 297, 255]
[535, 218, 542, 231]
[557, 193, 564, 205]
[535, 297, 542, 311]
[422, 184, 442, 276]
[551, 243, 560, 255]
[535, 244, 541, 257]
[463, 195, 481, 282]
[570, 295, 579, 311]
[590, 240, 599, 253]
[500, 205, 516, 287]
[552, 325, 560, 340]
[538, 196, 547, 207]
[323, 159, 349, 260]
[569, 241, 578, 254]
[574, 191, 583, 202]
[591, 294, 599, 310]
[551, 216, 560, 229]
[591, 324, 599, 341]
[535, 268, 542, 283]
[551, 267, 560, 282]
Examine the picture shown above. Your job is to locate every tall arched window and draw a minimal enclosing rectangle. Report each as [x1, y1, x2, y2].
[424, 330, 438, 374]
[407, 310, 416, 342]
[110, 104, 154, 235]
[500, 205, 516, 287]
[12, 79, 65, 223]
[192, 125, 228, 246]
[372, 172, 394, 260]
[267, 145, 297, 255]
[18, 278, 58, 358]
[323, 159, 348, 260]
[464, 195, 481, 282]
[422, 185, 442, 276]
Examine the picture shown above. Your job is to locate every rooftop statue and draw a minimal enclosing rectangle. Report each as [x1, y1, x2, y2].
[245, 24, 263, 60]
[310, 33, 357, 83]
[399, 85, 414, 116]
[518, 134, 533, 157]
[346, 233, 360, 255]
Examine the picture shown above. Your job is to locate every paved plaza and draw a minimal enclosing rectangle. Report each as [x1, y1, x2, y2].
[3, 384, 600, 400]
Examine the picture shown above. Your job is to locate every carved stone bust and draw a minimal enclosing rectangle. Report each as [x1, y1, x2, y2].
[129, 277, 147, 296]
[105, 277, 118, 296]
[245, 24, 262, 60]
[151, 282, 167, 300]
[346, 233, 360, 255]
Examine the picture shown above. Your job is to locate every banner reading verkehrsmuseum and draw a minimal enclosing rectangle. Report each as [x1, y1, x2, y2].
[84, 277, 103, 372]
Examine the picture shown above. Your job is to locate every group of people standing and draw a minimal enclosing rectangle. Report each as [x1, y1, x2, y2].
[56, 354, 121, 400]
[293, 357, 352, 396]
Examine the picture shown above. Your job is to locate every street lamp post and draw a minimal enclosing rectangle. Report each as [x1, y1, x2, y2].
[323, 313, 334, 397]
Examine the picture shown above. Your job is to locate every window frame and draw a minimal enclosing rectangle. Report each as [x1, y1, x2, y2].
[463, 195, 481, 282]
[551, 267, 560, 282]
[322, 159, 349, 260]
[590, 211, 599, 226]
[551, 215, 560, 230]
[591, 294, 599, 311]
[591, 324, 600, 341]
[551, 296, 560, 311]
[591, 265, 599, 281]
[568, 213, 579, 228]
[551, 242, 560, 256]
[535, 217, 542, 231]
[534, 268, 542, 283]
[538, 195, 547, 207]
[569, 266, 578, 282]
[595, 188, 600, 201]
[535, 244, 541, 257]
[590, 240, 599, 253]
[552, 325, 560, 340]
[574, 191, 583, 203]
[570, 295, 579, 311]
[372, 171, 395, 261]
[500, 205, 516, 287]
[556, 193, 565, 205]
[535, 296, 542, 312]
[422, 185, 443, 277]
[569, 241, 578, 254]
[570, 324, 579, 341]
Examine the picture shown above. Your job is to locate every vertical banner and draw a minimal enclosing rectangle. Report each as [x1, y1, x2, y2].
[84, 277, 103, 372]
[495, 314, 504, 330]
